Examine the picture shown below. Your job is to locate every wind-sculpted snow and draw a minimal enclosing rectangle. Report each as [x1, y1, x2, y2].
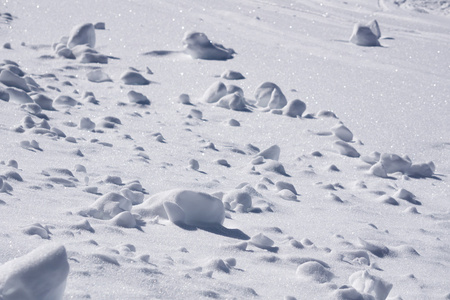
[0, 0, 448, 299]
[0, 244, 69, 300]
[133, 189, 225, 226]
[143, 31, 235, 61]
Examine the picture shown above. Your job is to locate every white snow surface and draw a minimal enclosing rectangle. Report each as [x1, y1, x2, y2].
[0, 0, 449, 299]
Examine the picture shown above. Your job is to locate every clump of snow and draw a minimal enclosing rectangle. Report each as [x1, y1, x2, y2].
[296, 261, 334, 283]
[254, 82, 287, 109]
[257, 145, 280, 161]
[216, 92, 248, 111]
[350, 20, 381, 47]
[79, 192, 132, 220]
[23, 223, 51, 239]
[5, 87, 32, 104]
[188, 159, 200, 170]
[120, 71, 150, 85]
[250, 233, 275, 250]
[87, 69, 112, 83]
[369, 162, 388, 178]
[53, 23, 108, 63]
[275, 181, 298, 195]
[349, 270, 393, 300]
[228, 119, 240, 126]
[379, 153, 412, 174]
[133, 189, 225, 226]
[406, 162, 435, 178]
[334, 141, 360, 158]
[221, 70, 245, 80]
[201, 81, 227, 103]
[331, 123, 353, 142]
[78, 117, 95, 131]
[178, 93, 191, 105]
[54, 95, 78, 107]
[182, 31, 235, 60]
[223, 189, 252, 212]
[0, 69, 30, 92]
[393, 188, 421, 205]
[109, 211, 137, 228]
[357, 238, 390, 258]
[67, 23, 96, 49]
[0, 244, 69, 300]
[283, 99, 306, 118]
[127, 90, 150, 105]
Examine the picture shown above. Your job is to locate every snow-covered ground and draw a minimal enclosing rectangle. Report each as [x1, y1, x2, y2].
[1, 0, 449, 299]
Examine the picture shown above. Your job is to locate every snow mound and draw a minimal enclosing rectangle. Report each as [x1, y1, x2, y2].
[369, 162, 388, 178]
[357, 238, 389, 258]
[53, 23, 107, 63]
[79, 192, 132, 220]
[223, 189, 252, 212]
[379, 153, 411, 174]
[283, 99, 306, 118]
[5, 87, 33, 104]
[257, 145, 281, 161]
[31, 94, 54, 110]
[201, 81, 227, 103]
[216, 92, 248, 111]
[334, 141, 360, 158]
[349, 270, 393, 300]
[296, 261, 334, 283]
[0, 69, 30, 92]
[133, 189, 225, 226]
[127, 90, 150, 105]
[54, 95, 78, 107]
[350, 20, 381, 47]
[120, 71, 150, 85]
[0, 244, 69, 300]
[182, 31, 235, 60]
[275, 181, 298, 195]
[332, 124, 353, 142]
[221, 69, 245, 80]
[393, 188, 421, 205]
[109, 211, 137, 228]
[406, 162, 435, 178]
[254, 82, 287, 109]
[250, 233, 275, 250]
[87, 69, 112, 83]
[67, 23, 96, 49]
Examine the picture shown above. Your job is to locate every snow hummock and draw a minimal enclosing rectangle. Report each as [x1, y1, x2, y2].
[349, 20, 381, 47]
[349, 270, 393, 300]
[0, 244, 69, 300]
[182, 32, 235, 60]
[67, 23, 96, 49]
[134, 189, 225, 226]
[254, 82, 287, 109]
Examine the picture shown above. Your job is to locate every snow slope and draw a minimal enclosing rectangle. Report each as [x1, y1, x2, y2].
[1, 0, 449, 299]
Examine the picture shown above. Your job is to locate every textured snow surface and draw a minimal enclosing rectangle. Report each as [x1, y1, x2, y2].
[0, 0, 449, 299]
